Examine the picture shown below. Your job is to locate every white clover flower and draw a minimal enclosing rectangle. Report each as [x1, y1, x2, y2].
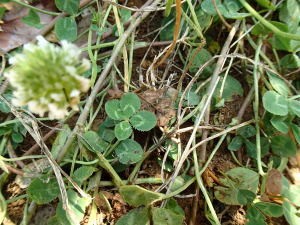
[4, 36, 91, 119]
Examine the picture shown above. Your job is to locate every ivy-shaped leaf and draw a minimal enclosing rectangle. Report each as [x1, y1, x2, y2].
[115, 139, 143, 164]
[119, 185, 163, 207]
[27, 177, 60, 204]
[72, 166, 97, 185]
[130, 111, 157, 131]
[115, 121, 133, 140]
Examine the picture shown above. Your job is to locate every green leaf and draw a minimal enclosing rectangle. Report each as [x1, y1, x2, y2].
[262, 91, 289, 116]
[201, 0, 248, 18]
[281, 181, 300, 207]
[270, 116, 289, 134]
[291, 124, 300, 144]
[237, 189, 256, 205]
[213, 75, 243, 102]
[279, 0, 300, 30]
[119, 9, 131, 22]
[282, 201, 300, 225]
[237, 125, 256, 138]
[130, 111, 157, 132]
[189, 48, 213, 75]
[288, 99, 300, 117]
[11, 132, 23, 143]
[51, 125, 71, 158]
[105, 99, 126, 120]
[120, 93, 141, 118]
[82, 131, 108, 153]
[55, 17, 77, 41]
[27, 177, 60, 204]
[228, 136, 243, 151]
[271, 135, 296, 157]
[55, 189, 91, 225]
[254, 202, 283, 217]
[55, 0, 79, 15]
[114, 121, 133, 140]
[119, 185, 163, 207]
[152, 207, 185, 225]
[214, 167, 259, 205]
[185, 90, 200, 106]
[165, 198, 185, 216]
[115, 139, 143, 164]
[245, 137, 270, 159]
[116, 207, 150, 225]
[246, 206, 267, 225]
[72, 166, 97, 185]
[22, 9, 43, 29]
[255, 0, 276, 9]
[267, 72, 290, 97]
[280, 54, 300, 69]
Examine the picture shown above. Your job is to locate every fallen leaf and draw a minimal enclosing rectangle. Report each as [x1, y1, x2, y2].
[0, 2, 55, 52]
[265, 169, 282, 196]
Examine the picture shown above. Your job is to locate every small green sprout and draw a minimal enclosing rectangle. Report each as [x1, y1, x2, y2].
[5, 36, 91, 119]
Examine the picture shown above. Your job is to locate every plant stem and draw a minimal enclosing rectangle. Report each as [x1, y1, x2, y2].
[11, 0, 60, 16]
[239, 0, 300, 40]
[253, 38, 265, 176]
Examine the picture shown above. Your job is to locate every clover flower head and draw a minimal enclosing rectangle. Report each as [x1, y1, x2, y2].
[5, 36, 91, 119]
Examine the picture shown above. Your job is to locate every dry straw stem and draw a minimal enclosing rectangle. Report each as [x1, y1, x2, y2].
[57, 0, 163, 162]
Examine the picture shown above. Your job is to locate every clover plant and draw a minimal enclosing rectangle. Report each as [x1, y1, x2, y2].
[104, 92, 157, 140]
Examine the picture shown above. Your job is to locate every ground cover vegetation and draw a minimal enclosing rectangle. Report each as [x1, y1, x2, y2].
[0, 0, 299, 224]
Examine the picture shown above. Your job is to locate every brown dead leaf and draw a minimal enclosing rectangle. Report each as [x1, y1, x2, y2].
[0, 2, 55, 52]
[139, 88, 176, 127]
[265, 169, 282, 196]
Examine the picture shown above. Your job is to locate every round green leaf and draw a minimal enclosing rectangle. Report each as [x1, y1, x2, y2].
[254, 202, 283, 217]
[288, 99, 300, 117]
[237, 189, 256, 205]
[116, 207, 150, 225]
[245, 138, 270, 159]
[214, 167, 259, 205]
[119, 185, 163, 207]
[27, 177, 60, 204]
[228, 136, 243, 151]
[55, 0, 80, 15]
[270, 116, 289, 134]
[237, 125, 256, 138]
[291, 124, 300, 144]
[115, 139, 143, 164]
[120, 93, 141, 118]
[271, 135, 296, 157]
[114, 121, 133, 140]
[105, 99, 125, 120]
[12, 132, 24, 143]
[262, 91, 288, 116]
[130, 111, 157, 131]
[267, 72, 290, 97]
[55, 17, 77, 41]
[152, 207, 185, 225]
[82, 131, 108, 153]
